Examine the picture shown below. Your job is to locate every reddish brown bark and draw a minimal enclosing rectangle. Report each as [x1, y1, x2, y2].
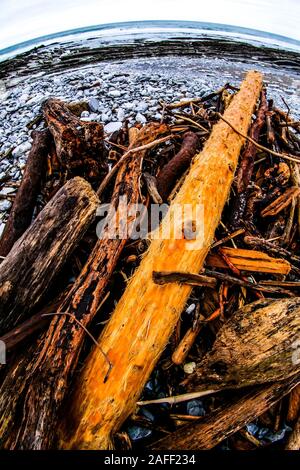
[43, 98, 107, 184]
[230, 89, 268, 228]
[156, 131, 199, 200]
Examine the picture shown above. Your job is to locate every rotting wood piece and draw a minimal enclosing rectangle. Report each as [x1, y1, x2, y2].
[153, 270, 292, 295]
[150, 375, 300, 450]
[184, 297, 300, 392]
[206, 247, 291, 275]
[0, 129, 51, 257]
[0, 177, 99, 336]
[287, 385, 300, 422]
[261, 186, 300, 217]
[156, 131, 199, 201]
[286, 414, 300, 450]
[230, 88, 267, 228]
[59, 71, 263, 450]
[3, 123, 169, 450]
[43, 98, 107, 183]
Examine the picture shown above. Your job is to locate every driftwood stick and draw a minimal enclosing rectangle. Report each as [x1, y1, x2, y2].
[2, 123, 168, 450]
[156, 131, 199, 201]
[171, 307, 204, 365]
[216, 112, 300, 163]
[0, 177, 98, 336]
[230, 89, 267, 228]
[0, 130, 50, 257]
[150, 376, 300, 450]
[153, 270, 292, 295]
[152, 271, 216, 288]
[60, 71, 263, 450]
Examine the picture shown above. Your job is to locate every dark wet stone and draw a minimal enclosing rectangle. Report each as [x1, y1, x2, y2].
[186, 399, 206, 417]
[127, 425, 152, 441]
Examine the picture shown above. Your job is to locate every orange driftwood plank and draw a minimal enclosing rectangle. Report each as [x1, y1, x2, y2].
[60, 71, 263, 450]
[206, 247, 291, 275]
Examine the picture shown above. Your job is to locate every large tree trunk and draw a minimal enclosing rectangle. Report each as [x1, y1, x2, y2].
[0, 129, 50, 257]
[151, 376, 300, 450]
[0, 123, 168, 450]
[0, 177, 98, 336]
[60, 71, 263, 450]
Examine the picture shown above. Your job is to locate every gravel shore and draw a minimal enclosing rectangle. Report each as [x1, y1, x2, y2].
[0, 50, 299, 235]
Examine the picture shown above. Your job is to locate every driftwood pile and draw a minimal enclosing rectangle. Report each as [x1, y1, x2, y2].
[0, 71, 300, 450]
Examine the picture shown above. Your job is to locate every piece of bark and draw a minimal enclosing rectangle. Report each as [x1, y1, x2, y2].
[156, 131, 199, 201]
[206, 247, 291, 275]
[0, 130, 50, 257]
[43, 98, 107, 183]
[261, 187, 300, 218]
[150, 376, 300, 450]
[0, 177, 98, 336]
[286, 414, 300, 450]
[3, 123, 168, 450]
[287, 385, 300, 422]
[153, 271, 217, 288]
[60, 71, 263, 450]
[184, 297, 300, 392]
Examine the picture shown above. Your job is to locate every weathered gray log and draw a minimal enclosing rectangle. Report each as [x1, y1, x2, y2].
[151, 375, 300, 450]
[0, 177, 99, 335]
[185, 297, 300, 392]
[0, 130, 50, 257]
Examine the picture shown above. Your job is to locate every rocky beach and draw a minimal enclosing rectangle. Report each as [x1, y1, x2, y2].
[1, 29, 300, 236]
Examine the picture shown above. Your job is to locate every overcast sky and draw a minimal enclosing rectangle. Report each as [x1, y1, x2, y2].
[1, 0, 300, 50]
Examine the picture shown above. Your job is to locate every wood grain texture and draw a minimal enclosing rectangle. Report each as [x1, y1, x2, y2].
[151, 376, 300, 450]
[286, 414, 300, 450]
[60, 71, 263, 450]
[0, 177, 98, 336]
[185, 297, 300, 391]
[43, 98, 106, 183]
[206, 247, 291, 274]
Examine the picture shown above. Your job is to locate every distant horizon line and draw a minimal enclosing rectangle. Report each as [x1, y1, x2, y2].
[1, 19, 300, 56]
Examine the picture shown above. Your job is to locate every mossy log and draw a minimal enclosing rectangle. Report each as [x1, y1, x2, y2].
[60, 71, 263, 449]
